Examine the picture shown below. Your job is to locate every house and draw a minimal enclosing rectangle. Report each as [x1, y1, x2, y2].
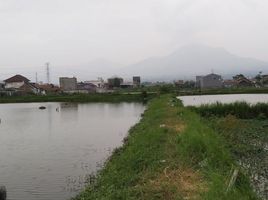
[120, 82, 134, 89]
[77, 82, 96, 93]
[85, 78, 105, 88]
[133, 76, 141, 87]
[0, 81, 4, 91]
[174, 80, 184, 88]
[4, 74, 41, 95]
[59, 77, 77, 92]
[20, 83, 42, 95]
[223, 80, 237, 88]
[0, 81, 7, 96]
[236, 77, 254, 87]
[4, 74, 30, 89]
[196, 73, 223, 89]
[261, 75, 268, 87]
[232, 74, 254, 87]
[224, 76, 254, 88]
[38, 84, 61, 94]
[107, 76, 123, 88]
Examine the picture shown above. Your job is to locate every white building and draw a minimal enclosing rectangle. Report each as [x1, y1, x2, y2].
[4, 74, 41, 94]
[85, 77, 105, 88]
[4, 74, 30, 89]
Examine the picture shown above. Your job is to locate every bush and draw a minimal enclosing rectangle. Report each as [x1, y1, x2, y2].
[191, 102, 268, 119]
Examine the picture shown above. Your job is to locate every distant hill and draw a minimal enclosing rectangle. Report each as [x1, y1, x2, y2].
[120, 44, 268, 81]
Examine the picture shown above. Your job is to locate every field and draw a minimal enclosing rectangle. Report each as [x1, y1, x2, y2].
[204, 115, 268, 199]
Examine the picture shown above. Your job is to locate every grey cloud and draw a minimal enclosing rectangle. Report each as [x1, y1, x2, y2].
[0, 0, 268, 82]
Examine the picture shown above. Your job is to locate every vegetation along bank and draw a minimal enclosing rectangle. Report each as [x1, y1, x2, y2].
[0, 92, 154, 104]
[74, 95, 258, 200]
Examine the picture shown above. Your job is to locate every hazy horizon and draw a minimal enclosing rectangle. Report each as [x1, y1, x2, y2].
[1, 0, 268, 83]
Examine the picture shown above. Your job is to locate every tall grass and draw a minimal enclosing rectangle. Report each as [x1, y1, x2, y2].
[190, 101, 268, 119]
[177, 87, 268, 96]
[177, 108, 257, 200]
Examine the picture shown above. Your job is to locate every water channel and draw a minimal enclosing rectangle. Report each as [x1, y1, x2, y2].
[0, 102, 145, 200]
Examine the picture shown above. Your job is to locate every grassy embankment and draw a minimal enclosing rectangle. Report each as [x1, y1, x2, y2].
[0, 93, 154, 103]
[177, 87, 268, 96]
[74, 95, 257, 200]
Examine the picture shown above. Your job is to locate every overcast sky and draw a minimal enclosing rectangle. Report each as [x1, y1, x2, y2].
[0, 0, 268, 82]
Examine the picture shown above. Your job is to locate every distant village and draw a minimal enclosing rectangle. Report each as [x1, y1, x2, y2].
[0, 74, 141, 96]
[0, 72, 268, 96]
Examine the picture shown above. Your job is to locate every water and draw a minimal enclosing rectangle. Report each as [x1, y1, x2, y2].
[178, 94, 268, 106]
[0, 102, 145, 200]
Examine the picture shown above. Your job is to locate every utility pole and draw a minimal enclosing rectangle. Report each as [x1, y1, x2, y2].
[46, 62, 50, 84]
[35, 72, 38, 84]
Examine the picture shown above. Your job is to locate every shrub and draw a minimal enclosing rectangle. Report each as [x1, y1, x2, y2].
[191, 102, 268, 119]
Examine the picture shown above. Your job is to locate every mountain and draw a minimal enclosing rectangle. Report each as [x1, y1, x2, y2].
[120, 44, 268, 81]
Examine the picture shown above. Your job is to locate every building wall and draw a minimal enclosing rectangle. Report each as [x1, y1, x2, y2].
[0, 83, 4, 91]
[201, 74, 223, 88]
[5, 82, 24, 89]
[196, 74, 223, 89]
[77, 82, 96, 93]
[108, 77, 123, 88]
[85, 80, 104, 88]
[237, 80, 253, 87]
[133, 76, 141, 86]
[19, 83, 39, 94]
[59, 77, 77, 91]
[196, 76, 203, 88]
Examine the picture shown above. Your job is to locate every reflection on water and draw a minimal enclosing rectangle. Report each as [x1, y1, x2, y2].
[60, 103, 79, 123]
[0, 102, 145, 200]
[178, 94, 268, 106]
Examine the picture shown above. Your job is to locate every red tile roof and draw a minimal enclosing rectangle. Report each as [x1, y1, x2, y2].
[4, 75, 30, 83]
[38, 84, 61, 92]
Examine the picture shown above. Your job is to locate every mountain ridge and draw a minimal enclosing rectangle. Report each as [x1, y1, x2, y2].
[118, 44, 268, 80]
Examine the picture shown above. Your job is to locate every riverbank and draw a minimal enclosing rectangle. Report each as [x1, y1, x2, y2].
[74, 95, 257, 200]
[0, 93, 154, 103]
[177, 87, 268, 96]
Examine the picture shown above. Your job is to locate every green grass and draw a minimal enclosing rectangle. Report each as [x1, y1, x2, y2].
[0, 93, 154, 103]
[74, 95, 257, 200]
[177, 107, 257, 200]
[205, 116, 268, 199]
[190, 102, 268, 119]
[177, 87, 268, 96]
[208, 116, 267, 159]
